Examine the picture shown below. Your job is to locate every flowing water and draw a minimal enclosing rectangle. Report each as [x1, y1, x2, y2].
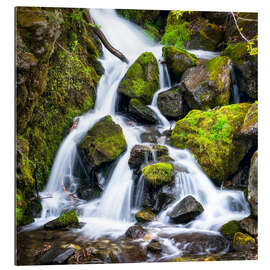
[23, 8, 250, 258]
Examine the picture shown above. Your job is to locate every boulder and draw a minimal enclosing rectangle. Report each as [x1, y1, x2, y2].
[171, 103, 252, 185]
[128, 98, 158, 124]
[168, 195, 204, 223]
[240, 102, 258, 139]
[44, 210, 79, 230]
[181, 56, 231, 110]
[232, 232, 256, 252]
[125, 225, 146, 239]
[78, 116, 127, 167]
[35, 247, 75, 265]
[128, 144, 169, 170]
[157, 86, 185, 119]
[135, 209, 156, 222]
[222, 42, 257, 100]
[219, 220, 241, 240]
[162, 46, 199, 83]
[248, 151, 258, 217]
[170, 232, 228, 255]
[240, 216, 258, 236]
[118, 52, 160, 105]
[142, 162, 173, 186]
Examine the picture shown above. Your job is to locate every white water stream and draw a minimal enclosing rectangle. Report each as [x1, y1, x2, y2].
[25, 9, 249, 254]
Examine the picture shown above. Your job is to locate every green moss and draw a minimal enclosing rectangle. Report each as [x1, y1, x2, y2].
[142, 162, 173, 186]
[57, 210, 79, 226]
[118, 52, 160, 104]
[233, 232, 255, 251]
[135, 209, 156, 222]
[220, 220, 241, 239]
[171, 103, 252, 185]
[222, 42, 249, 65]
[241, 102, 258, 133]
[78, 116, 127, 166]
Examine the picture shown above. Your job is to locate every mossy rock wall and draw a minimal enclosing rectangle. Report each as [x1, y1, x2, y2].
[171, 103, 252, 185]
[16, 7, 103, 226]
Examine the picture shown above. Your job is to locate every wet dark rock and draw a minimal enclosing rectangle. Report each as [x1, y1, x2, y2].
[147, 239, 162, 253]
[157, 87, 185, 119]
[240, 217, 258, 236]
[128, 144, 169, 170]
[35, 247, 75, 265]
[171, 232, 229, 255]
[248, 151, 258, 217]
[168, 195, 204, 223]
[119, 243, 147, 263]
[153, 191, 175, 213]
[125, 225, 146, 239]
[128, 98, 159, 124]
[231, 169, 248, 188]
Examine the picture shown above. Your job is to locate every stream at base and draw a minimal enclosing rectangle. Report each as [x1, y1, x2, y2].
[18, 9, 250, 263]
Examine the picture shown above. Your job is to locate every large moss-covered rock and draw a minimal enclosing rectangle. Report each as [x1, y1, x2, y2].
[128, 98, 158, 124]
[219, 220, 241, 240]
[248, 151, 258, 217]
[44, 210, 79, 229]
[16, 8, 102, 225]
[168, 195, 204, 224]
[157, 86, 185, 119]
[171, 103, 252, 185]
[181, 56, 231, 110]
[240, 102, 258, 139]
[162, 46, 199, 83]
[232, 232, 256, 252]
[118, 52, 160, 105]
[222, 42, 257, 100]
[142, 162, 173, 186]
[78, 116, 127, 167]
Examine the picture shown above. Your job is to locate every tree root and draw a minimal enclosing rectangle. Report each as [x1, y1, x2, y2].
[83, 8, 129, 64]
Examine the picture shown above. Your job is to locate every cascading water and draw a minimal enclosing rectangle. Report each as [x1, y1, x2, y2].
[27, 8, 249, 252]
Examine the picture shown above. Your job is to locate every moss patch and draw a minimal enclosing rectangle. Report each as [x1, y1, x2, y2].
[142, 162, 173, 186]
[171, 103, 252, 185]
[219, 220, 241, 240]
[135, 209, 156, 222]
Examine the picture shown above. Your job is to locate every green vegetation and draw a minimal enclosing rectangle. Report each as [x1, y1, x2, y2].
[142, 163, 173, 186]
[135, 209, 156, 222]
[171, 103, 252, 185]
[220, 220, 241, 239]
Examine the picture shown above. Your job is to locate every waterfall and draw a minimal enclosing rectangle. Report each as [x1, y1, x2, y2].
[27, 9, 249, 241]
[230, 65, 240, 104]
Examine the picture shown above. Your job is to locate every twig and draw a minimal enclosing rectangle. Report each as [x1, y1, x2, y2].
[231, 12, 250, 42]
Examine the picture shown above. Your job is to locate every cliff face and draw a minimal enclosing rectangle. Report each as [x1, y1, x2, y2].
[16, 7, 103, 226]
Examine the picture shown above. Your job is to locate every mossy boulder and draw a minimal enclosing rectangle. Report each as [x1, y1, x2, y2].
[78, 116, 127, 167]
[44, 210, 79, 229]
[222, 42, 257, 100]
[248, 151, 258, 217]
[157, 86, 185, 119]
[240, 102, 258, 139]
[219, 220, 241, 240]
[118, 52, 160, 105]
[142, 162, 173, 186]
[128, 98, 158, 124]
[171, 103, 252, 185]
[181, 56, 231, 110]
[232, 232, 256, 252]
[135, 209, 156, 222]
[162, 46, 199, 83]
[168, 195, 204, 224]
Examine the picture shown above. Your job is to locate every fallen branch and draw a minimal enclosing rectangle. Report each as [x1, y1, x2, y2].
[83, 8, 129, 64]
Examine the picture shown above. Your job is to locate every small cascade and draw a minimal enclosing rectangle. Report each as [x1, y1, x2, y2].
[230, 65, 240, 104]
